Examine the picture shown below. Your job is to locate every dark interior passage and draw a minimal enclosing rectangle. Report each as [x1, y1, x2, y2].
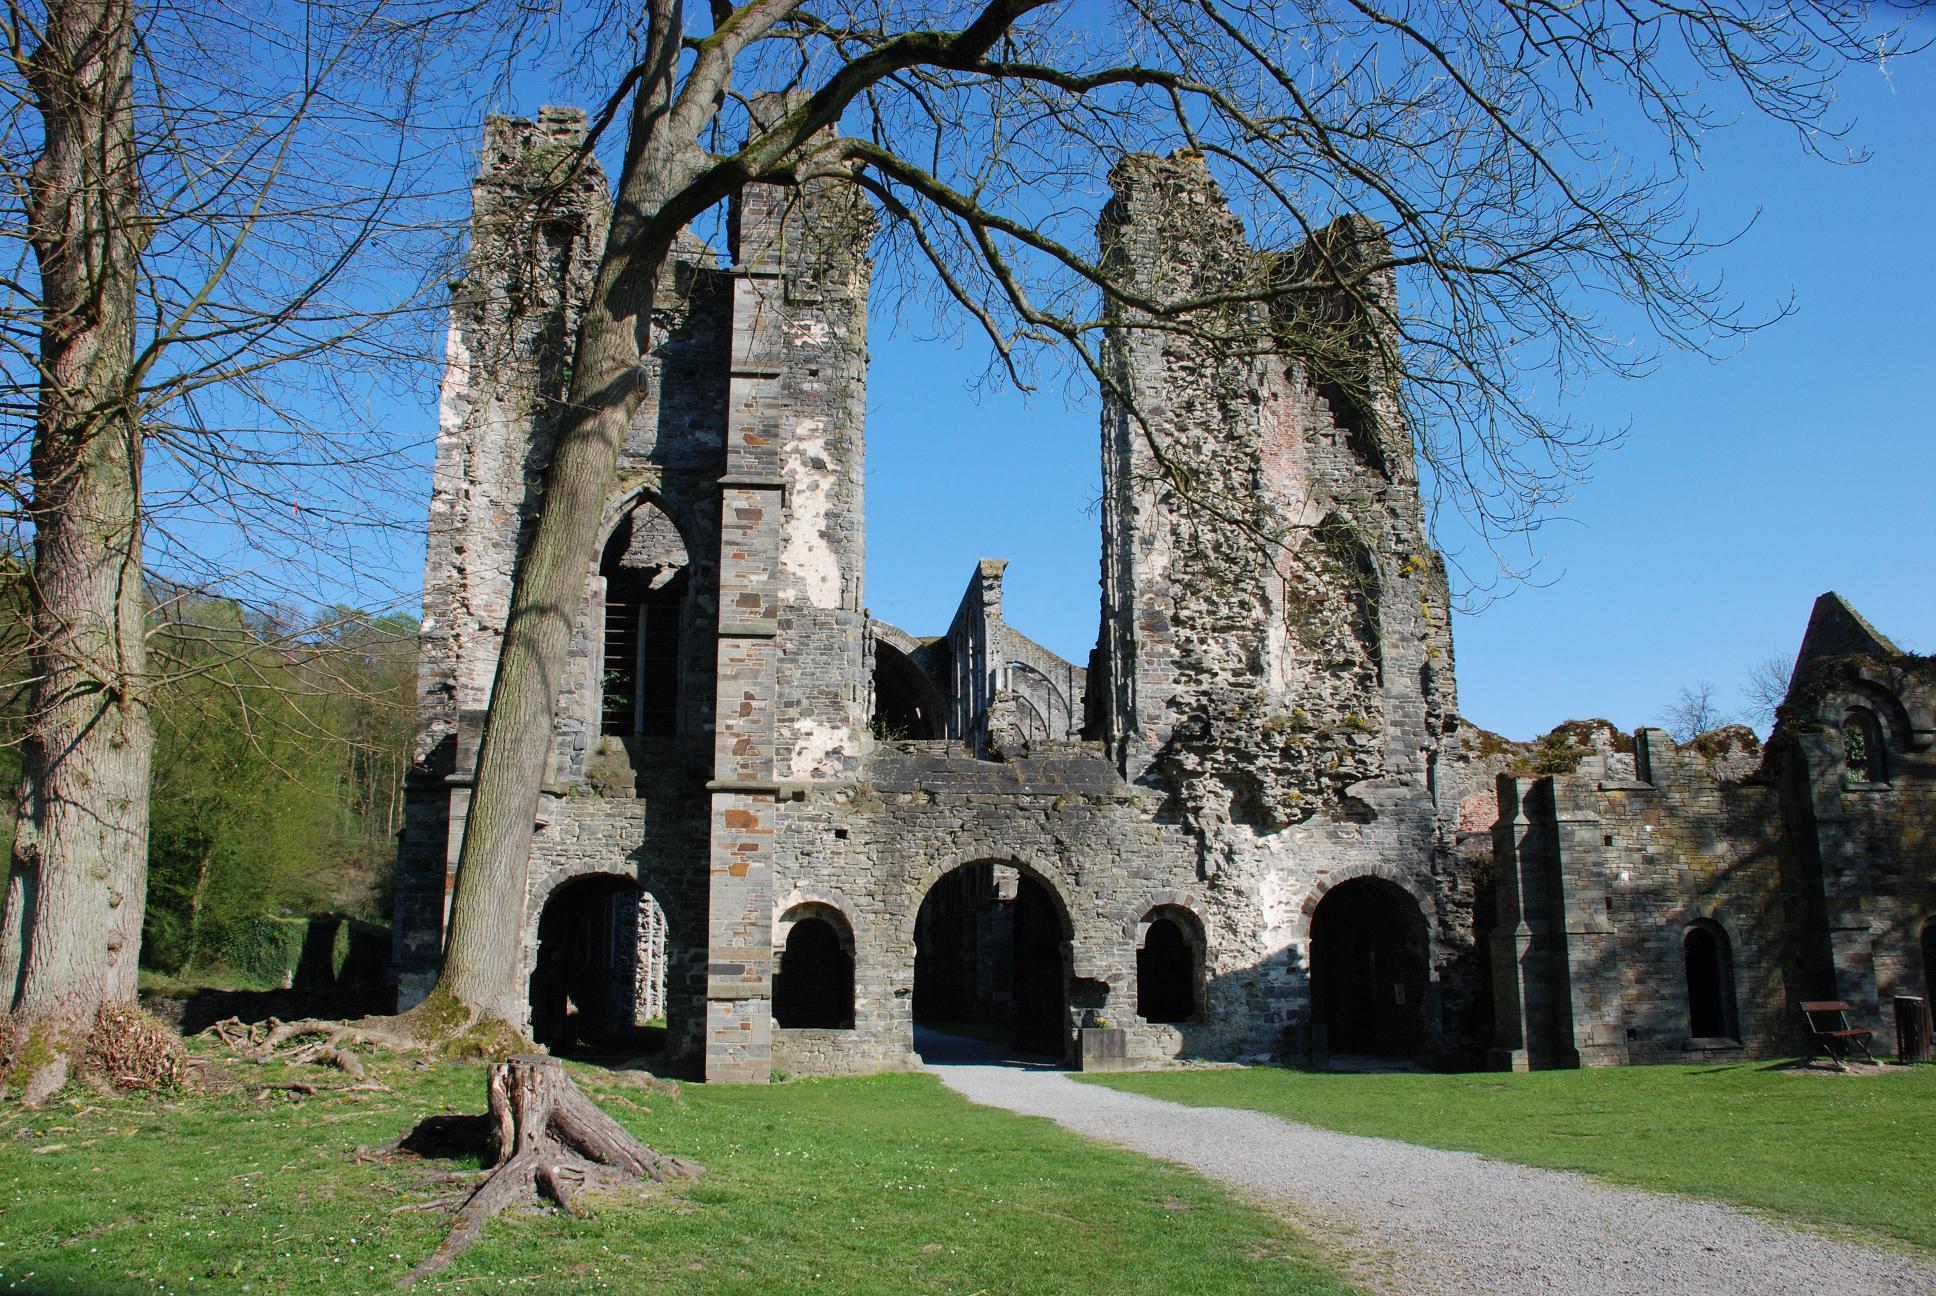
[530, 875, 644, 1053]
[1309, 877, 1428, 1057]
[914, 862, 1068, 1057]
[773, 916, 854, 1028]
[1137, 916, 1197, 1024]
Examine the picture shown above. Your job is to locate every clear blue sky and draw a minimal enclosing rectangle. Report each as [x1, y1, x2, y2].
[860, 44, 1934, 741]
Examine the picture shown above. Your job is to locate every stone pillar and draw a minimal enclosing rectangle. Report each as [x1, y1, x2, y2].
[1795, 727, 1880, 1022]
[1550, 779, 1626, 1067]
[701, 183, 789, 1084]
[1488, 776, 1579, 1069]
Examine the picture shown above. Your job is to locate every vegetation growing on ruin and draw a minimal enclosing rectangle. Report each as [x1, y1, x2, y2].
[0, 1048, 1357, 1295]
[1085, 1064, 1936, 1254]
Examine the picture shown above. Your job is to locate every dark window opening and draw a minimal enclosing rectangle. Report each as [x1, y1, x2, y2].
[913, 862, 1068, 1059]
[1309, 877, 1428, 1058]
[1137, 916, 1198, 1024]
[1684, 921, 1738, 1039]
[773, 916, 854, 1029]
[1317, 380, 1390, 479]
[873, 641, 941, 740]
[602, 570, 684, 737]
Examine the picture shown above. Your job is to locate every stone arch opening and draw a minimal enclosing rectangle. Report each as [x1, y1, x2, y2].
[1842, 707, 1886, 784]
[530, 873, 663, 1054]
[1137, 906, 1204, 1024]
[1683, 919, 1739, 1039]
[873, 640, 942, 740]
[1309, 876, 1428, 1057]
[773, 903, 855, 1029]
[599, 497, 690, 739]
[913, 861, 1070, 1058]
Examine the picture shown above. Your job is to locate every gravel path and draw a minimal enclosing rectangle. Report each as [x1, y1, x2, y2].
[922, 1044, 1935, 1295]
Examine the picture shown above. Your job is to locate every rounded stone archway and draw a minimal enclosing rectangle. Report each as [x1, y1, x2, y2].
[911, 859, 1072, 1059]
[1309, 875, 1430, 1058]
[528, 873, 665, 1056]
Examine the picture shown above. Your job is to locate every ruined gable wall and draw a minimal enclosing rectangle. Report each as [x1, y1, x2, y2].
[1776, 655, 1936, 1030]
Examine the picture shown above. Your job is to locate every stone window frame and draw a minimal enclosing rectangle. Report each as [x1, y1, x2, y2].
[772, 900, 858, 1032]
[590, 488, 698, 743]
[1681, 917, 1741, 1047]
[1840, 706, 1889, 789]
[1134, 903, 1208, 1025]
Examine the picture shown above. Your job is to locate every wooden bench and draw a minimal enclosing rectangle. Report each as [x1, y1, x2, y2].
[1800, 1000, 1877, 1070]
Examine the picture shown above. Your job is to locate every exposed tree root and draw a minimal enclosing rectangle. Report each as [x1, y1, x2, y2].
[401, 1054, 701, 1286]
[205, 1014, 425, 1084]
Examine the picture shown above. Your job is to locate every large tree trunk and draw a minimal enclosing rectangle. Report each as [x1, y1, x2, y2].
[1, 0, 153, 1104]
[430, 0, 702, 1027]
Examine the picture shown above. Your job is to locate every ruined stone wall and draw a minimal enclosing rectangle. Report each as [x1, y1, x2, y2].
[936, 560, 1087, 748]
[1492, 732, 1807, 1069]
[1089, 151, 1470, 1066]
[770, 743, 1289, 1072]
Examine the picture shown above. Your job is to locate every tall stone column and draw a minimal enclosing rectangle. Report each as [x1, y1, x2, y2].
[701, 185, 789, 1082]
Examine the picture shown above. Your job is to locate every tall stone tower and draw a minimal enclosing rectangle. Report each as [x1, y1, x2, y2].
[1094, 153, 1468, 1057]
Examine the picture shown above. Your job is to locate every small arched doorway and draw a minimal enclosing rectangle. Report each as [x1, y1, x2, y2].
[913, 861, 1070, 1058]
[1683, 920, 1739, 1040]
[1137, 908, 1204, 1024]
[530, 874, 660, 1054]
[1309, 877, 1429, 1057]
[773, 905, 855, 1029]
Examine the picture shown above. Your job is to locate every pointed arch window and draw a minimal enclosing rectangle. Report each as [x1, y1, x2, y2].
[600, 500, 688, 739]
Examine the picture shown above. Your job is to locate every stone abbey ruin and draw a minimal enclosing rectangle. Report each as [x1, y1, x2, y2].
[392, 110, 1936, 1080]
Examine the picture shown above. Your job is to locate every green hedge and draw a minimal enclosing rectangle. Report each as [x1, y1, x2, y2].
[173, 912, 392, 991]
[192, 914, 308, 986]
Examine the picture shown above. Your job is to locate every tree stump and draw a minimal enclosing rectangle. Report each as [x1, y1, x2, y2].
[403, 1054, 701, 1285]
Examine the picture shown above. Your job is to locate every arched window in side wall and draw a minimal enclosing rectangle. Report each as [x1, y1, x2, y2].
[773, 911, 855, 1029]
[1684, 920, 1739, 1040]
[1137, 911, 1203, 1024]
[1842, 709, 1887, 784]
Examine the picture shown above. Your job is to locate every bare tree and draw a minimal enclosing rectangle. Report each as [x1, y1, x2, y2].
[0, 0, 501, 1099]
[1742, 653, 1793, 731]
[1663, 680, 1732, 743]
[428, 0, 1916, 1028]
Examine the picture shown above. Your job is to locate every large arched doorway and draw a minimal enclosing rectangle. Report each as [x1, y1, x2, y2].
[529, 875, 665, 1055]
[1309, 876, 1429, 1058]
[913, 861, 1069, 1058]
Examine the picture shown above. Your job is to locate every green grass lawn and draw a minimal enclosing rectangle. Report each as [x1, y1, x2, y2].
[0, 1049, 1359, 1296]
[1083, 1062, 1936, 1253]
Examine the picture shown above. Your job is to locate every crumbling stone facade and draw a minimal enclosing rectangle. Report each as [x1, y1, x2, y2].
[394, 112, 1936, 1080]
[1487, 596, 1936, 1068]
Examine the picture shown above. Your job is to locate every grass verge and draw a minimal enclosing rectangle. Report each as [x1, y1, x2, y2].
[1082, 1062, 1936, 1253]
[0, 1048, 1359, 1296]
